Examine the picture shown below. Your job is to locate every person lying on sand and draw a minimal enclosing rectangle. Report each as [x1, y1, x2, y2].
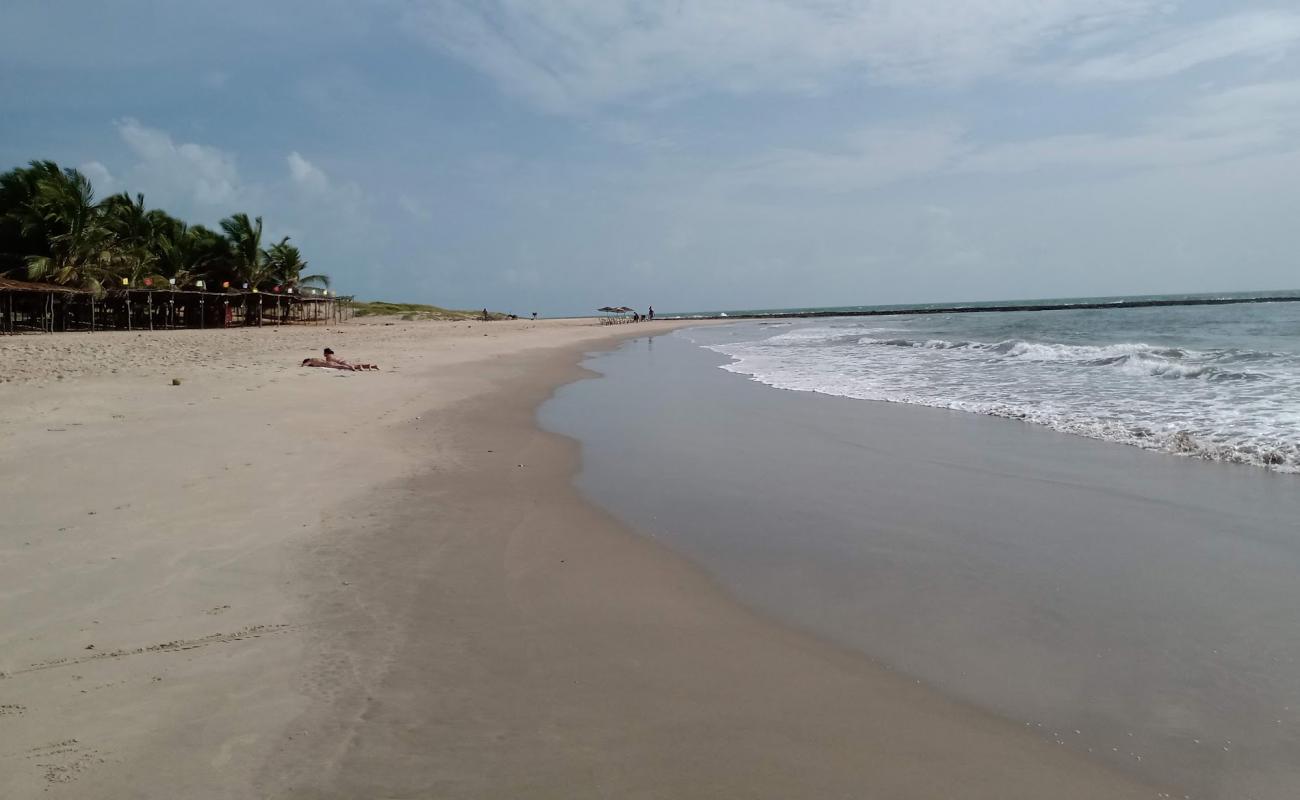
[301, 357, 357, 371]
[323, 347, 379, 371]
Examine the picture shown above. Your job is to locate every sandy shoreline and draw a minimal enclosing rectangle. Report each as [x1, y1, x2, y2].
[2, 319, 1163, 798]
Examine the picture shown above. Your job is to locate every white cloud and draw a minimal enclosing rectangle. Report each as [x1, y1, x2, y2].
[115, 117, 243, 207]
[287, 151, 330, 192]
[401, 0, 1160, 111]
[1068, 10, 1300, 82]
[281, 151, 370, 243]
[398, 194, 433, 222]
[1172, 79, 1300, 134]
[959, 129, 1270, 174]
[725, 123, 968, 191]
[593, 118, 678, 151]
[676, 79, 1300, 195]
[963, 79, 1300, 173]
[78, 161, 117, 197]
[101, 121, 375, 295]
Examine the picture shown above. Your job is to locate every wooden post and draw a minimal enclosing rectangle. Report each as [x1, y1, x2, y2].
[258, 295, 262, 327]
[126, 292, 132, 331]
[147, 292, 154, 331]
[200, 295, 205, 329]
[90, 295, 95, 331]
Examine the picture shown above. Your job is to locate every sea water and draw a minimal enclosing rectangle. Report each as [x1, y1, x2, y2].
[681, 296, 1300, 472]
[540, 322, 1300, 799]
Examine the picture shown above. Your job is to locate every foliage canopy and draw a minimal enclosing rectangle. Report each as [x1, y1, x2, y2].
[0, 160, 328, 295]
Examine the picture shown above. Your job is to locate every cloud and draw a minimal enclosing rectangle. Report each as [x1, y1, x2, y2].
[78, 161, 117, 197]
[287, 151, 330, 192]
[398, 194, 433, 222]
[1068, 10, 1300, 82]
[115, 118, 243, 207]
[668, 79, 1300, 196]
[959, 130, 1270, 174]
[724, 123, 968, 192]
[281, 151, 370, 242]
[592, 118, 678, 151]
[962, 79, 1300, 173]
[100, 121, 377, 295]
[401, 0, 1160, 111]
[1177, 79, 1300, 134]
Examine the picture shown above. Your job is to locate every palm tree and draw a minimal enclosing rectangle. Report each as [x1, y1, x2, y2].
[266, 237, 329, 291]
[100, 191, 159, 285]
[0, 160, 65, 276]
[219, 212, 276, 290]
[21, 166, 119, 294]
[3, 159, 327, 299]
[151, 218, 229, 289]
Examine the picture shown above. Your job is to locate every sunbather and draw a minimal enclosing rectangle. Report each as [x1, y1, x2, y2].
[323, 347, 379, 370]
[301, 357, 356, 370]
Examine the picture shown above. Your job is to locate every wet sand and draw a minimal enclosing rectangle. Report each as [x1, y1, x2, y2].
[2, 318, 1163, 798]
[542, 329, 1300, 800]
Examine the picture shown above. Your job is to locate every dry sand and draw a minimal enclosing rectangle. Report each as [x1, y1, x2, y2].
[1, 317, 1167, 798]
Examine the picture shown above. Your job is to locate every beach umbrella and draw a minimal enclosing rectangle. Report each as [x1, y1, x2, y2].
[597, 306, 621, 312]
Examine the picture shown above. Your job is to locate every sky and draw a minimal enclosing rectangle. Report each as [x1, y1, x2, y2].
[2, 1, 1299, 314]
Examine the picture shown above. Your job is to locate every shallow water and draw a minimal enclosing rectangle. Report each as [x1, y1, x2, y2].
[541, 330, 1300, 799]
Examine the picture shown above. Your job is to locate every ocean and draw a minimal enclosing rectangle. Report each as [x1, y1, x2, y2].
[677, 293, 1300, 472]
[540, 300, 1300, 798]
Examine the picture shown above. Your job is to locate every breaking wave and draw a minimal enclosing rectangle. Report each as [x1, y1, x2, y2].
[705, 325, 1300, 473]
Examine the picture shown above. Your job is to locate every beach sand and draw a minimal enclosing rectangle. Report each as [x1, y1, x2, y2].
[1, 318, 1163, 798]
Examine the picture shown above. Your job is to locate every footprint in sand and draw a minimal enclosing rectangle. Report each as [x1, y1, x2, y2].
[27, 739, 107, 785]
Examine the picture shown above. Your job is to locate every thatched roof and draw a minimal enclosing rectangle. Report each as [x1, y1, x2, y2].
[0, 276, 87, 293]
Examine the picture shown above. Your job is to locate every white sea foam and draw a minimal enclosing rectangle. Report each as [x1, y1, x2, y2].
[701, 322, 1300, 472]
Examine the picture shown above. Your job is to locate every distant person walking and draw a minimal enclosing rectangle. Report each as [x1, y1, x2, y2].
[648, 306, 654, 320]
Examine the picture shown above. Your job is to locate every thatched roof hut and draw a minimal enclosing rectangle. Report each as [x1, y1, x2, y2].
[0, 276, 87, 293]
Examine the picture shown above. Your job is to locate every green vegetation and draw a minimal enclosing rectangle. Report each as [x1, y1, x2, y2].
[351, 301, 508, 321]
[0, 160, 328, 295]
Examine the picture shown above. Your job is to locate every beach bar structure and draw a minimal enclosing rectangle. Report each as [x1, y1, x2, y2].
[1, 277, 352, 334]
